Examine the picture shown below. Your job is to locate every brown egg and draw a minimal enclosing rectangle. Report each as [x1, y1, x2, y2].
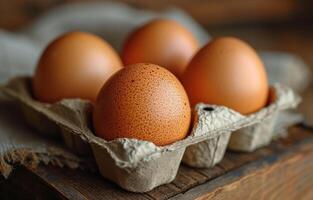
[121, 19, 199, 78]
[93, 63, 191, 146]
[32, 31, 122, 103]
[182, 37, 268, 114]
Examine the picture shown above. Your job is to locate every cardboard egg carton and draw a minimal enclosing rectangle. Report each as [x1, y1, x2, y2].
[227, 84, 301, 152]
[183, 84, 301, 168]
[1, 77, 300, 192]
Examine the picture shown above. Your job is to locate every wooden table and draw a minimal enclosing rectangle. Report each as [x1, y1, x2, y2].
[1, 125, 313, 200]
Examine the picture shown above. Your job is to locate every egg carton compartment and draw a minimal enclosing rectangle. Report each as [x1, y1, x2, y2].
[182, 131, 231, 168]
[1, 76, 269, 192]
[227, 84, 301, 152]
[183, 84, 300, 168]
[21, 102, 61, 139]
[2, 79, 61, 139]
[227, 113, 277, 152]
[91, 140, 186, 192]
[1, 77, 92, 155]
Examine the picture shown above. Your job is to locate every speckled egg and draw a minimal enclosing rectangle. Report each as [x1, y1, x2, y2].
[93, 63, 191, 146]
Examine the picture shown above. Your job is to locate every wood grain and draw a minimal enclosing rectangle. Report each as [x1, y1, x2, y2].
[172, 128, 313, 200]
[1, 126, 313, 200]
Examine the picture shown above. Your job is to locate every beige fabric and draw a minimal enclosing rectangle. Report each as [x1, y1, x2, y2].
[0, 95, 94, 177]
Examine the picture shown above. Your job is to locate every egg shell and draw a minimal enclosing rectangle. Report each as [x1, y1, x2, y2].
[182, 37, 269, 114]
[93, 63, 191, 146]
[121, 19, 199, 78]
[33, 31, 122, 103]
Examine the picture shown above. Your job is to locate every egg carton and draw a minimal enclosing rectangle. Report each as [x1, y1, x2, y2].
[0, 78, 92, 155]
[182, 84, 300, 168]
[1, 76, 300, 192]
[227, 85, 301, 152]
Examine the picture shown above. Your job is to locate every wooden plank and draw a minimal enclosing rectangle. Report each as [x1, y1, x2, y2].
[31, 166, 151, 200]
[195, 165, 225, 180]
[1, 125, 312, 200]
[147, 165, 211, 200]
[169, 166, 207, 193]
[146, 184, 180, 200]
[170, 128, 313, 200]
[0, 166, 67, 200]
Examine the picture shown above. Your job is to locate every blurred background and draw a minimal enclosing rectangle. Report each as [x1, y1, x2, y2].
[1, 0, 313, 69]
[0, 0, 313, 123]
[1, 0, 313, 30]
